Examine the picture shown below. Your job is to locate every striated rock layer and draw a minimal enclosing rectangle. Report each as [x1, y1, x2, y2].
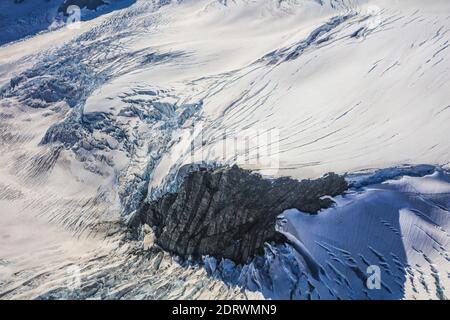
[132, 165, 348, 264]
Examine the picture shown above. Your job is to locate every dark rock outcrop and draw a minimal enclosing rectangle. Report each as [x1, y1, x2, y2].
[133, 165, 348, 264]
[59, 0, 106, 15]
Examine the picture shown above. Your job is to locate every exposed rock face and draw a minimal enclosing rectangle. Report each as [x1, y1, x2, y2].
[133, 165, 348, 264]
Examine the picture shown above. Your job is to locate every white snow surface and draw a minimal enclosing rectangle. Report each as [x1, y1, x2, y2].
[0, 0, 449, 299]
[276, 170, 450, 299]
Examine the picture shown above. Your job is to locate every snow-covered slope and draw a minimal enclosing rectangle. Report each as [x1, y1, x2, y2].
[0, 0, 135, 46]
[266, 168, 450, 300]
[0, 0, 449, 300]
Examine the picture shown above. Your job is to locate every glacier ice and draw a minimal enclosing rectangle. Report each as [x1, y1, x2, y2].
[0, 0, 449, 300]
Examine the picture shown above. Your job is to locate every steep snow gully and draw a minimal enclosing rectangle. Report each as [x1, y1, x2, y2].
[0, 0, 449, 300]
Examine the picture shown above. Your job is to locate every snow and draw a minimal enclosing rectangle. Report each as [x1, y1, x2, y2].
[271, 169, 450, 299]
[202, 167, 449, 300]
[0, 0, 136, 46]
[57, 0, 450, 185]
[0, 0, 449, 300]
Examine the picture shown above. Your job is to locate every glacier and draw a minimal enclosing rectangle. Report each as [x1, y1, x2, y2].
[0, 0, 449, 300]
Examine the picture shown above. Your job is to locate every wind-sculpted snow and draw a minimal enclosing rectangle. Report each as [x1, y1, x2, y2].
[0, 0, 137, 46]
[131, 165, 448, 301]
[133, 165, 347, 264]
[262, 14, 355, 64]
[200, 167, 450, 300]
[0, 0, 449, 300]
[1, 1, 190, 214]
